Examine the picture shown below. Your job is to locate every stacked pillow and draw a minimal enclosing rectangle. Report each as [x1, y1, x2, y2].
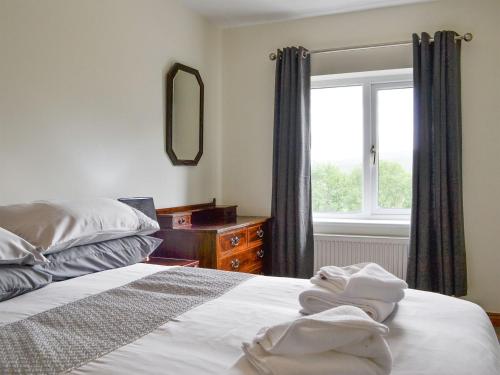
[0, 198, 162, 302]
[0, 227, 52, 301]
[35, 236, 162, 281]
[0, 227, 46, 265]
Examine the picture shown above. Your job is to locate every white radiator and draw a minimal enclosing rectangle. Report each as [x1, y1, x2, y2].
[314, 235, 409, 280]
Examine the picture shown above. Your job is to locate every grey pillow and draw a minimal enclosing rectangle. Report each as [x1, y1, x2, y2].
[35, 235, 162, 281]
[0, 198, 160, 254]
[0, 265, 52, 302]
[0, 227, 47, 265]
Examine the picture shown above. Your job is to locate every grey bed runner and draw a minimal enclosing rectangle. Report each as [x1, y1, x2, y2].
[0, 267, 254, 374]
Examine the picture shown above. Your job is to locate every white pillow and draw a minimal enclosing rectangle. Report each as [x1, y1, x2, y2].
[0, 227, 47, 265]
[0, 198, 160, 254]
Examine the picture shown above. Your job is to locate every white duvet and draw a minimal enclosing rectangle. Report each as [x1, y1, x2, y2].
[0, 263, 498, 375]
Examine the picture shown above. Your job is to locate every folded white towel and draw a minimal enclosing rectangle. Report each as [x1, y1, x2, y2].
[231, 306, 392, 375]
[239, 344, 390, 375]
[254, 305, 390, 355]
[299, 286, 395, 322]
[313, 262, 408, 303]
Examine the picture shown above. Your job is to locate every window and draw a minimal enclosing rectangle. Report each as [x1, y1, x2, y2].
[311, 69, 413, 221]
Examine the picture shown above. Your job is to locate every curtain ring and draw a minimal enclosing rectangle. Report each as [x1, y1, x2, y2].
[269, 50, 283, 61]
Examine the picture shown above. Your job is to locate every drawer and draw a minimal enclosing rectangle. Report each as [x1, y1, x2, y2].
[248, 264, 264, 275]
[248, 223, 266, 245]
[157, 213, 191, 229]
[219, 229, 247, 254]
[218, 244, 265, 273]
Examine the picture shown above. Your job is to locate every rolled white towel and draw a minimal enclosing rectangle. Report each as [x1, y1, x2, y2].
[230, 306, 392, 375]
[299, 285, 395, 322]
[313, 262, 408, 303]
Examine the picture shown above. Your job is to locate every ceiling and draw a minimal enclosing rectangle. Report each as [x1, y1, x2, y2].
[178, 0, 435, 28]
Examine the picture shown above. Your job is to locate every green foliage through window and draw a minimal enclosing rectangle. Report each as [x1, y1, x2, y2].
[312, 163, 362, 213]
[312, 161, 411, 213]
[378, 160, 412, 209]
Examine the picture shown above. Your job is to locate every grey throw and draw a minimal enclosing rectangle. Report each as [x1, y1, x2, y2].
[0, 267, 253, 374]
[408, 31, 467, 296]
[271, 46, 314, 278]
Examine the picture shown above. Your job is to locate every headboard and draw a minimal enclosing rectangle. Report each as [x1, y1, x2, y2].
[118, 197, 157, 222]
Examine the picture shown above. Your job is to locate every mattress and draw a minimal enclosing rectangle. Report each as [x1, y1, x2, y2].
[0, 263, 498, 374]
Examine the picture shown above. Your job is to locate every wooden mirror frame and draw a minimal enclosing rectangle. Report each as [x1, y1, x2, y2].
[165, 63, 204, 166]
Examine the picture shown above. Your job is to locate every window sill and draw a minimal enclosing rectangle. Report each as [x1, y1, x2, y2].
[313, 218, 410, 237]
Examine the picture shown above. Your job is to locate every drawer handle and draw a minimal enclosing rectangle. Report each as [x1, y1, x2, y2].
[230, 236, 240, 247]
[256, 229, 264, 238]
[231, 259, 240, 270]
[256, 249, 265, 259]
[178, 217, 186, 224]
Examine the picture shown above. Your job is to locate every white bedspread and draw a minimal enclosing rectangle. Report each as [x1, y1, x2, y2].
[0, 263, 498, 375]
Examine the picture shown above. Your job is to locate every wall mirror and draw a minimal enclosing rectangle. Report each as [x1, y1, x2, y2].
[166, 63, 204, 166]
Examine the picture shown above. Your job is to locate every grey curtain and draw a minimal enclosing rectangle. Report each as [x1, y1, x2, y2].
[271, 46, 314, 278]
[408, 31, 467, 296]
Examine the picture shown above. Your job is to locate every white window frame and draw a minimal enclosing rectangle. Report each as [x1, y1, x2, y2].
[311, 68, 413, 225]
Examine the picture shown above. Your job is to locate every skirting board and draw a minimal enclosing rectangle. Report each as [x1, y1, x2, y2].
[487, 312, 500, 327]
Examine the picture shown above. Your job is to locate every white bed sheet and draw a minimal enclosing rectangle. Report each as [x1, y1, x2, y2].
[0, 263, 498, 374]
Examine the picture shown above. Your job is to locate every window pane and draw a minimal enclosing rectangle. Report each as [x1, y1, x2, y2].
[311, 86, 363, 213]
[377, 87, 413, 209]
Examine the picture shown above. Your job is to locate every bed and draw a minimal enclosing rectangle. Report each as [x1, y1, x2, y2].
[1, 262, 498, 374]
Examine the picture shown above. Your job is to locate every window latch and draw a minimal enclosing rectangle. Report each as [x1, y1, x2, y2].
[370, 145, 377, 165]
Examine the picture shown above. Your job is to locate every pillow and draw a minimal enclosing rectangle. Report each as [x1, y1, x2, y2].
[0, 198, 160, 254]
[0, 227, 47, 265]
[0, 265, 52, 302]
[35, 235, 162, 281]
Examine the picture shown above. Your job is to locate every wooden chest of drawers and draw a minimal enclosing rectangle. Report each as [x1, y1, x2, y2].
[152, 217, 270, 275]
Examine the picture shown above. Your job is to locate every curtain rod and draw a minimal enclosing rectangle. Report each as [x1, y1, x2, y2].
[268, 32, 473, 60]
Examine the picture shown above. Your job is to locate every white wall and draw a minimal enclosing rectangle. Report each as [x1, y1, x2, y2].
[0, 0, 222, 208]
[221, 0, 500, 311]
